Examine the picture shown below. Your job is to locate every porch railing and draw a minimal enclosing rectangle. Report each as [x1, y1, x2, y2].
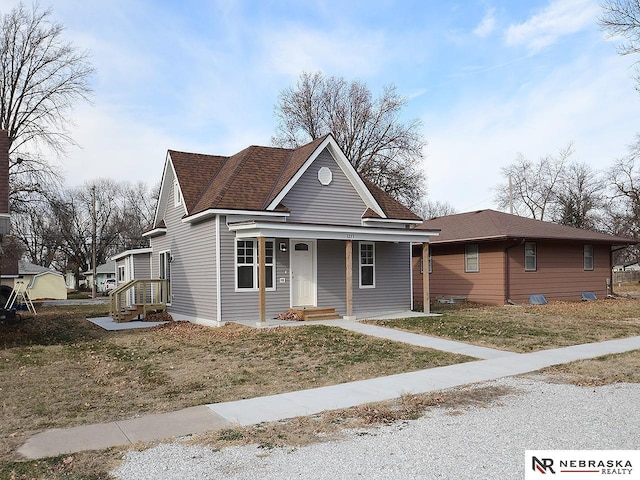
[109, 278, 169, 322]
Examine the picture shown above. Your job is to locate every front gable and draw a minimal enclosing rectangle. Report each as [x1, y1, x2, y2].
[152, 153, 186, 229]
[266, 135, 386, 219]
[281, 146, 368, 226]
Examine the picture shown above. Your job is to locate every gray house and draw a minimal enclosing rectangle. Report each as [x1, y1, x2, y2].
[143, 134, 437, 326]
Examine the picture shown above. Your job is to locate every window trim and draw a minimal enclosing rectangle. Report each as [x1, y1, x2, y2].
[159, 250, 172, 305]
[524, 242, 537, 272]
[174, 179, 183, 207]
[235, 238, 277, 292]
[419, 249, 432, 274]
[464, 244, 479, 273]
[359, 241, 375, 288]
[584, 244, 594, 271]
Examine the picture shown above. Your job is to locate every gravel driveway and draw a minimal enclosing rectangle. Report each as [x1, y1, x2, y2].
[112, 376, 640, 480]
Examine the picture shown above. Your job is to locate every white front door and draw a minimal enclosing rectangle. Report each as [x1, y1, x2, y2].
[291, 239, 315, 307]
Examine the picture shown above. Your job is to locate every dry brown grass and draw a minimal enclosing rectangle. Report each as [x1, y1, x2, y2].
[539, 349, 640, 386]
[192, 384, 517, 451]
[368, 298, 640, 352]
[0, 305, 472, 463]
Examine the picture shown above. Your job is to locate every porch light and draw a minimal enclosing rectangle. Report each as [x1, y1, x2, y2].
[279, 242, 287, 252]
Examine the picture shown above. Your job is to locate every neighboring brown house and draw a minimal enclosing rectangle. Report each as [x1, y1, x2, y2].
[413, 209, 637, 305]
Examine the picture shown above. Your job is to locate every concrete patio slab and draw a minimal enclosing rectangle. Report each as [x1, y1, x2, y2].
[87, 316, 169, 331]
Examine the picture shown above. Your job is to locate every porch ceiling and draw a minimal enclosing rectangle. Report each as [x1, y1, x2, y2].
[227, 220, 439, 243]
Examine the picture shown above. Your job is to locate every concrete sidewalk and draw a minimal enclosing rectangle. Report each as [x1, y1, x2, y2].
[17, 331, 640, 459]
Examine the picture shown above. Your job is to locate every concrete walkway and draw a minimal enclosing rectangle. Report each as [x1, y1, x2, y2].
[17, 325, 640, 459]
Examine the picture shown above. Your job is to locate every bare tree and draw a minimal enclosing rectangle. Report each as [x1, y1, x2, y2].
[608, 136, 640, 236]
[495, 144, 572, 220]
[0, 2, 93, 201]
[273, 71, 427, 209]
[418, 199, 457, 220]
[552, 162, 606, 229]
[600, 0, 640, 90]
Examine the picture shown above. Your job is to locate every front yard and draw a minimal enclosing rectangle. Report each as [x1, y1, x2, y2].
[0, 304, 471, 463]
[367, 298, 640, 352]
[1, 298, 640, 479]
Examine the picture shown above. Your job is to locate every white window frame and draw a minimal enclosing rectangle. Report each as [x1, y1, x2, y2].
[524, 242, 537, 272]
[465, 244, 479, 273]
[159, 250, 172, 305]
[359, 241, 375, 288]
[235, 238, 276, 291]
[174, 179, 183, 207]
[419, 249, 432, 274]
[584, 244, 594, 271]
[117, 265, 125, 282]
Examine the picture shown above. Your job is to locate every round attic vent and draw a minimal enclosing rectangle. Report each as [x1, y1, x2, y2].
[318, 166, 332, 186]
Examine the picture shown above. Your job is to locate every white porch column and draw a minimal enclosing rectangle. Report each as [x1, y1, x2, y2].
[422, 242, 430, 314]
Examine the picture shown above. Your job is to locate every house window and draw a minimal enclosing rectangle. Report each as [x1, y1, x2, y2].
[236, 239, 275, 290]
[359, 242, 375, 288]
[584, 245, 594, 271]
[465, 244, 479, 273]
[419, 250, 432, 274]
[117, 265, 125, 282]
[174, 179, 183, 207]
[159, 251, 172, 302]
[525, 242, 537, 271]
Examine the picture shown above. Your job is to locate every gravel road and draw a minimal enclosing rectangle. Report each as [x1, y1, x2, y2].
[112, 376, 640, 480]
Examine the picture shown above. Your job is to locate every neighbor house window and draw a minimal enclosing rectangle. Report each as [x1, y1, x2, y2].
[584, 244, 594, 271]
[359, 242, 375, 288]
[236, 239, 275, 290]
[419, 250, 433, 274]
[465, 244, 479, 273]
[525, 242, 537, 271]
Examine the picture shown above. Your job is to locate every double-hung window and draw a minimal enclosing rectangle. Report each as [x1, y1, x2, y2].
[584, 245, 594, 271]
[236, 239, 275, 290]
[524, 242, 537, 271]
[465, 244, 479, 273]
[159, 251, 172, 303]
[359, 242, 375, 288]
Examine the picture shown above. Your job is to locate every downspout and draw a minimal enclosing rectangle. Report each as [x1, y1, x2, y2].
[504, 239, 525, 305]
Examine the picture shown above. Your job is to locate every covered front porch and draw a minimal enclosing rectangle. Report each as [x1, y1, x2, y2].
[227, 220, 438, 323]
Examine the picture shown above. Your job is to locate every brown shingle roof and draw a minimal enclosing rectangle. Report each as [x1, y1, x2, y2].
[417, 209, 637, 245]
[168, 136, 420, 222]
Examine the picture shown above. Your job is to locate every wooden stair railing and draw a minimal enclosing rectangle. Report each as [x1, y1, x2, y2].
[109, 278, 169, 322]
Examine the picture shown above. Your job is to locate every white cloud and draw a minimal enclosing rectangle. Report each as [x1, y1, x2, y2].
[505, 0, 599, 51]
[262, 26, 387, 78]
[473, 8, 496, 38]
[421, 52, 639, 211]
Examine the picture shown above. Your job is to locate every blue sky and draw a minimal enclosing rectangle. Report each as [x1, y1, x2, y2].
[3, 0, 639, 211]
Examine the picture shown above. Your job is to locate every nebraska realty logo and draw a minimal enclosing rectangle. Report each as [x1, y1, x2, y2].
[525, 451, 639, 479]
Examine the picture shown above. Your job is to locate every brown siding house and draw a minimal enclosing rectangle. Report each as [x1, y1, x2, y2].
[413, 210, 636, 306]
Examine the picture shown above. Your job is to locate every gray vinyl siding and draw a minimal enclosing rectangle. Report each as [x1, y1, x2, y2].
[317, 240, 347, 313]
[132, 254, 151, 278]
[316, 240, 411, 315]
[283, 148, 367, 226]
[150, 180, 217, 322]
[353, 241, 412, 312]
[219, 216, 290, 321]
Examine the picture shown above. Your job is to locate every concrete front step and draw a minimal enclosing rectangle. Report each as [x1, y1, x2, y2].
[304, 313, 341, 321]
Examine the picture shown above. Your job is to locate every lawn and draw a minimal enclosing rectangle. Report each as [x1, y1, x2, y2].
[2, 301, 640, 480]
[366, 298, 640, 352]
[0, 304, 472, 464]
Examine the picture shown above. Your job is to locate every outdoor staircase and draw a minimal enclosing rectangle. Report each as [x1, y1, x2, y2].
[110, 278, 169, 323]
[292, 307, 341, 321]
